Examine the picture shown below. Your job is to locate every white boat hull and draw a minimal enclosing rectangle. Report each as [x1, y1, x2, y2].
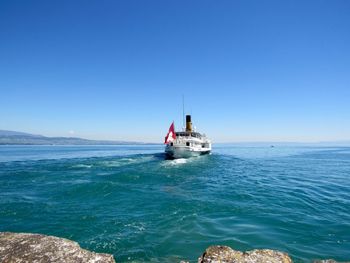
[165, 145, 211, 159]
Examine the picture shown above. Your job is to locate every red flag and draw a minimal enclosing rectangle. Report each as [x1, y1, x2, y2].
[164, 122, 176, 144]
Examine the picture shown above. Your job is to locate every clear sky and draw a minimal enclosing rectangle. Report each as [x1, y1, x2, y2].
[0, 0, 349, 143]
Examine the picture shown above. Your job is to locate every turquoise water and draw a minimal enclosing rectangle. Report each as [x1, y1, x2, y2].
[0, 145, 349, 262]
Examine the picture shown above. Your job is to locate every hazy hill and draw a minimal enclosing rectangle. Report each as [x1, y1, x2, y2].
[0, 130, 145, 145]
[0, 130, 43, 137]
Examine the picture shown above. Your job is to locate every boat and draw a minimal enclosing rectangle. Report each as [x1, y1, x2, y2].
[164, 115, 211, 159]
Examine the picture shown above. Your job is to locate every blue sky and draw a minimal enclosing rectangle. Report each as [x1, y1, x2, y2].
[0, 0, 349, 143]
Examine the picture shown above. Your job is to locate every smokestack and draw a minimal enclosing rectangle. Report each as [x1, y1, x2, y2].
[186, 115, 192, 132]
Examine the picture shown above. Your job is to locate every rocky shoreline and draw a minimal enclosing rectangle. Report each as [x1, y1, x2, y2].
[0, 232, 114, 263]
[0, 232, 347, 263]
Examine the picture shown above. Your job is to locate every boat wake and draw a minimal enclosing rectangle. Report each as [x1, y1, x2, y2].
[98, 155, 156, 168]
[161, 157, 198, 167]
[169, 158, 188, 165]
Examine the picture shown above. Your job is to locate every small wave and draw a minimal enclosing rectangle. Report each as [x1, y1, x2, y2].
[60, 179, 91, 185]
[99, 156, 155, 168]
[124, 222, 146, 232]
[72, 164, 92, 169]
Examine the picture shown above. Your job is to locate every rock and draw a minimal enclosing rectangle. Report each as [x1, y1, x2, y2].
[1, 232, 347, 263]
[0, 232, 115, 263]
[198, 245, 292, 263]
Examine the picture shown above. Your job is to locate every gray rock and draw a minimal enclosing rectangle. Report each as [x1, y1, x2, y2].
[0, 232, 115, 263]
[1, 232, 348, 263]
[198, 245, 292, 263]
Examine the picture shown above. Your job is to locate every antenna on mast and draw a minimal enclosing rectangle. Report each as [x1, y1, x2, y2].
[182, 95, 185, 130]
[182, 94, 185, 129]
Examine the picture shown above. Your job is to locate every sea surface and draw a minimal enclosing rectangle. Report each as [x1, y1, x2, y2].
[0, 145, 349, 262]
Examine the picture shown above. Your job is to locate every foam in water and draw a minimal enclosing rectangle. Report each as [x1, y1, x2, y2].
[170, 158, 188, 165]
[100, 156, 155, 168]
[162, 157, 198, 167]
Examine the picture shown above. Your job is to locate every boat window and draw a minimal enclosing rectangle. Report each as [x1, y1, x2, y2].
[186, 142, 190, 146]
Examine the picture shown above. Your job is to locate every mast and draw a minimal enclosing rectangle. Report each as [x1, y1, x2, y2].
[182, 95, 185, 130]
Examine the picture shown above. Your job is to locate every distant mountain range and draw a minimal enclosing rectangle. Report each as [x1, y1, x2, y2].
[0, 130, 148, 145]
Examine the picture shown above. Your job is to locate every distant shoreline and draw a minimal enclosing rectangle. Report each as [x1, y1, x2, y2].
[0, 130, 158, 146]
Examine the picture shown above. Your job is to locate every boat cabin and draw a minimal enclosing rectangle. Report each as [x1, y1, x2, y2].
[175, 132, 202, 139]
